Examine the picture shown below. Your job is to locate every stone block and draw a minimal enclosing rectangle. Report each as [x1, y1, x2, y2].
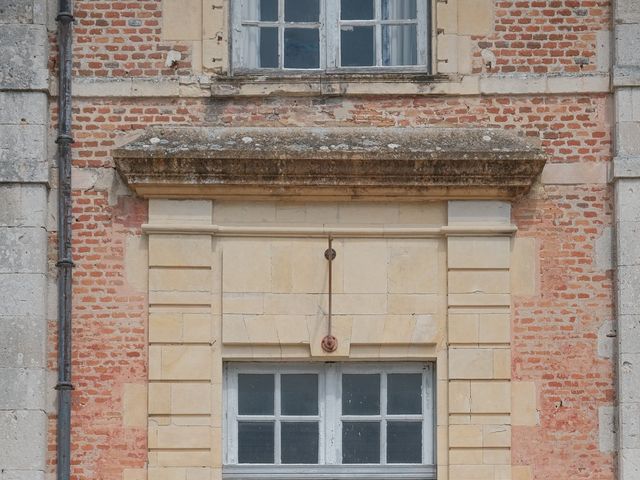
[0, 0, 43, 24]
[222, 293, 264, 315]
[448, 237, 511, 269]
[511, 381, 538, 426]
[470, 381, 510, 413]
[621, 353, 640, 403]
[222, 240, 270, 293]
[448, 201, 510, 226]
[620, 403, 640, 449]
[149, 235, 212, 267]
[541, 162, 608, 185]
[478, 312, 511, 344]
[123, 383, 147, 428]
[596, 30, 610, 72]
[616, 24, 640, 67]
[619, 315, 640, 354]
[155, 426, 211, 449]
[0, 25, 48, 89]
[599, 405, 616, 452]
[263, 294, 322, 315]
[512, 466, 532, 480]
[436, 0, 458, 34]
[0, 274, 46, 316]
[0, 227, 47, 274]
[388, 241, 439, 293]
[449, 381, 471, 413]
[449, 424, 483, 448]
[0, 410, 46, 470]
[0, 124, 47, 183]
[332, 294, 387, 314]
[449, 348, 494, 379]
[616, 180, 640, 222]
[621, 448, 640, 479]
[594, 226, 613, 272]
[448, 293, 510, 307]
[149, 200, 212, 225]
[449, 313, 478, 344]
[150, 268, 212, 305]
[618, 221, 640, 266]
[483, 424, 511, 447]
[0, 315, 45, 368]
[387, 294, 439, 314]
[437, 34, 459, 73]
[616, 0, 640, 22]
[123, 469, 147, 480]
[448, 270, 509, 294]
[156, 451, 213, 468]
[271, 239, 331, 294]
[149, 383, 171, 415]
[448, 465, 494, 479]
[449, 448, 482, 465]
[212, 201, 276, 224]
[493, 349, 510, 379]
[617, 122, 640, 156]
[343, 240, 388, 293]
[158, 346, 212, 381]
[0, 184, 47, 227]
[172, 383, 211, 415]
[162, 0, 202, 41]
[0, 368, 45, 410]
[618, 266, 640, 315]
[0, 92, 47, 124]
[482, 448, 510, 465]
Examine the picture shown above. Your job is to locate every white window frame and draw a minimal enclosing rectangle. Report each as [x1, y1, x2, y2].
[223, 362, 436, 480]
[230, 0, 431, 74]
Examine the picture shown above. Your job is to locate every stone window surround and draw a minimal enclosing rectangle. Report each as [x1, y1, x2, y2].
[162, 0, 495, 93]
[223, 362, 436, 479]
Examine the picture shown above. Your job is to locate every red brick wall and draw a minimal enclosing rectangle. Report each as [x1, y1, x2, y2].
[47, 92, 614, 480]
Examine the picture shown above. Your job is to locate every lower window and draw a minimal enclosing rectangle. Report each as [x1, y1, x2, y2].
[224, 362, 435, 479]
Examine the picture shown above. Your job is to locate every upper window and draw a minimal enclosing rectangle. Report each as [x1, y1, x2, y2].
[231, 0, 431, 72]
[224, 363, 435, 479]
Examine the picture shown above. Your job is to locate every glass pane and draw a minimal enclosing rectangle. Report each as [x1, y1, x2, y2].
[281, 422, 320, 464]
[340, 26, 375, 67]
[238, 374, 274, 414]
[382, 25, 417, 66]
[342, 422, 381, 464]
[382, 0, 417, 19]
[285, 0, 319, 22]
[281, 374, 318, 416]
[238, 422, 275, 463]
[387, 373, 422, 414]
[342, 374, 380, 415]
[387, 421, 422, 463]
[284, 28, 320, 68]
[341, 0, 375, 19]
[242, 26, 278, 69]
[242, 0, 278, 21]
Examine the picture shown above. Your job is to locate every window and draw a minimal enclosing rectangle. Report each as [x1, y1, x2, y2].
[224, 363, 435, 479]
[231, 0, 431, 72]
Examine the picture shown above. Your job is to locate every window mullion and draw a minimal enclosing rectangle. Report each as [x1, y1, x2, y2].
[325, 363, 339, 465]
[278, 0, 285, 69]
[375, 0, 382, 66]
[275, 373, 282, 465]
[380, 371, 387, 465]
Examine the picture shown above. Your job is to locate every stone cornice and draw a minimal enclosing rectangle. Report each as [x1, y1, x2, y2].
[114, 127, 547, 200]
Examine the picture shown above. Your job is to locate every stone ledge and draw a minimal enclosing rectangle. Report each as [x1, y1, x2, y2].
[114, 127, 546, 199]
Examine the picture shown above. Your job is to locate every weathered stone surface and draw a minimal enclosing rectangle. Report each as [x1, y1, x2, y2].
[0, 410, 47, 470]
[0, 368, 46, 410]
[0, 25, 48, 90]
[0, 227, 47, 274]
[616, 24, 640, 68]
[620, 353, 640, 403]
[0, 92, 47, 124]
[619, 315, 640, 354]
[0, 0, 46, 24]
[0, 124, 47, 183]
[0, 274, 46, 316]
[0, 315, 46, 368]
[1, 471, 45, 480]
[618, 221, 640, 266]
[616, 0, 640, 24]
[599, 405, 616, 452]
[0, 185, 47, 227]
[619, 403, 640, 449]
[618, 266, 640, 315]
[114, 127, 547, 199]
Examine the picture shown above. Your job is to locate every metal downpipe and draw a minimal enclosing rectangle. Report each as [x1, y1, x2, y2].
[55, 1, 74, 480]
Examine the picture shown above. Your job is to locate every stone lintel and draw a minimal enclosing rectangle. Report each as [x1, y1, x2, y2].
[114, 127, 546, 200]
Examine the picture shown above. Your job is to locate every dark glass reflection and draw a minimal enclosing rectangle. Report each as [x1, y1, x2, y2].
[282, 374, 319, 415]
[259, 27, 279, 68]
[284, 28, 320, 68]
[238, 374, 274, 414]
[340, 26, 375, 66]
[342, 374, 380, 415]
[285, 0, 320, 22]
[281, 422, 320, 464]
[387, 422, 422, 463]
[387, 373, 422, 414]
[238, 422, 275, 463]
[342, 422, 381, 464]
[341, 0, 374, 19]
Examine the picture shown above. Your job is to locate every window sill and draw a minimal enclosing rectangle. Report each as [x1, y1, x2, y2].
[223, 464, 437, 479]
[210, 72, 454, 97]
